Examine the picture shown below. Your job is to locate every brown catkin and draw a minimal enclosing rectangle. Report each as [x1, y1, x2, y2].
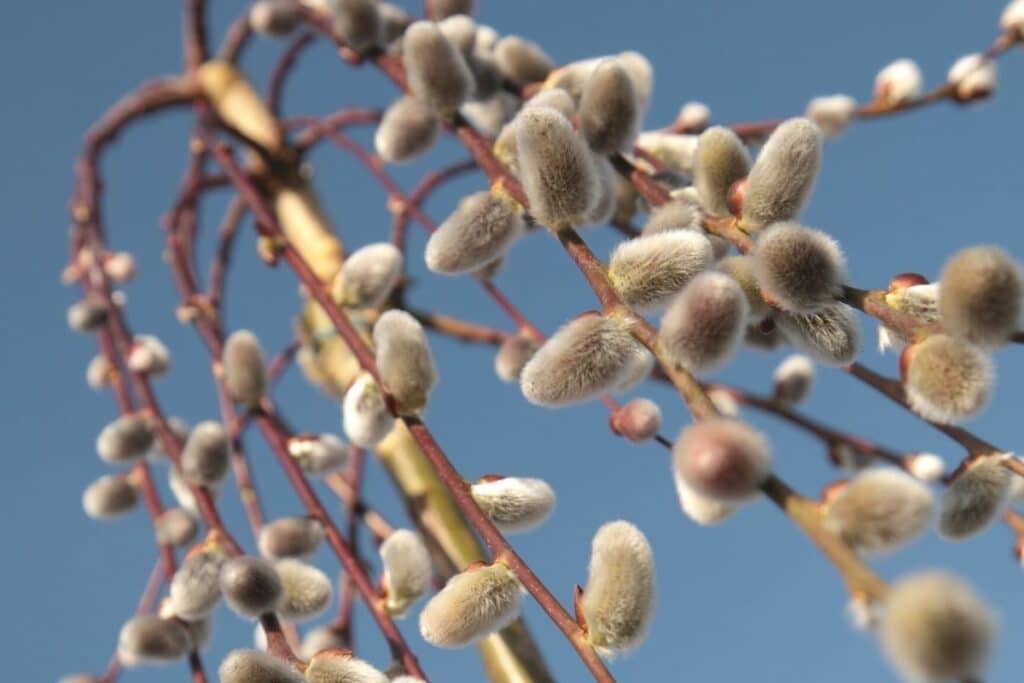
[753, 222, 846, 313]
[374, 96, 440, 164]
[425, 190, 524, 274]
[904, 334, 994, 424]
[693, 126, 751, 216]
[223, 330, 267, 407]
[403, 21, 473, 113]
[579, 59, 638, 154]
[672, 418, 772, 501]
[659, 271, 749, 373]
[939, 246, 1023, 348]
[740, 118, 822, 231]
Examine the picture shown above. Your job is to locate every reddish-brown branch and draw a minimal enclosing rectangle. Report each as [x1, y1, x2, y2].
[207, 195, 248, 311]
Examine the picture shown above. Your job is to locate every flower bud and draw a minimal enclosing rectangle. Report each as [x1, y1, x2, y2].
[128, 335, 171, 376]
[470, 476, 556, 533]
[907, 452, 946, 483]
[67, 298, 108, 333]
[494, 36, 553, 88]
[515, 106, 598, 228]
[718, 255, 770, 322]
[938, 455, 1009, 539]
[219, 649, 304, 683]
[823, 468, 934, 555]
[494, 333, 540, 382]
[641, 199, 703, 236]
[374, 96, 440, 164]
[220, 556, 284, 618]
[805, 94, 857, 138]
[274, 559, 333, 621]
[880, 572, 994, 682]
[425, 191, 524, 274]
[582, 520, 655, 654]
[677, 101, 711, 131]
[332, 243, 403, 309]
[707, 387, 740, 417]
[155, 508, 198, 547]
[249, 0, 299, 37]
[182, 421, 230, 486]
[659, 272, 749, 373]
[223, 330, 267, 407]
[772, 354, 814, 404]
[1002, 0, 1024, 36]
[104, 251, 136, 282]
[373, 310, 437, 414]
[774, 305, 861, 367]
[693, 127, 751, 216]
[611, 398, 662, 443]
[613, 343, 656, 393]
[83, 474, 138, 519]
[97, 415, 155, 464]
[948, 54, 997, 101]
[673, 468, 736, 525]
[259, 516, 325, 560]
[578, 60, 637, 154]
[300, 626, 348, 660]
[609, 231, 714, 312]
[419, 562, 524, 647]
[939, 246, 1023, 348]
[334, 0, 381, 53]
[520, 314, 643, 407]
[291, 433, 349, 476]
[403, 21, 472, 113]
[427, 0, 473, 20]
[903, 334, 993, 424]
[874, 58, 923, 106]
[380, 529, 432, 616]
[118, 615, 191, 665]
[306, 650, 388, 683]
[879, 282, 941, 353]
[740, 118, 822, 231]
[86, 353, 113, 390]
[342, 372, 395, 447]
[754, 222, 845, 313]
[170, 549, 227, 621]
[673, 418, 771, 501]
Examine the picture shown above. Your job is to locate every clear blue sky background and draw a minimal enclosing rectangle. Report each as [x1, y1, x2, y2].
[3, 1, 1024, 681]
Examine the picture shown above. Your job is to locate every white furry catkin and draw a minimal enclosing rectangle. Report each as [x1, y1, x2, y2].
[907, 452, 946, 483]
[582, 521, 655, 655]
[181, 421, 230, 487]
[86, 353, 113, 390]
[611, 398, 662, 443]
[608, 230, 714, 311]
[425, 190, 524, 274]
[259, 516, 325, 560]
[641, 199, 703, 235]
[673, 418, 772, 501]
[494, 35, 554, 87]
[659, 271, 749, 373]
[342, 372, 395, 447]
[740, 118, 822, 231]
[419, 562, 524, 647]
[693, 126, 751, 216]
[494, 333, 540, 382]
[274, 558, 333, 622]
[938, 455, 1010, 539]
[613, 342, 656, 393]
[128, 334, 171, 376]
[1003, 0, 1024, 35]
[579, 59, 638, 154]
[903, 334, 994, 424]
[470, 476, 556, 533]
[379, 529, 432, 616]
[519, 314, 643, 407]
[170, 549, 227, 621]
[403, 21, 472, 113]
[880, 572, 994, 682]
[515, 106, 598, 228]
[290, 433, 349, 476]
[586, 155, 618, 225]
[774, 304, 861, 366]
[938, 246, 1023, 349]
[805, 94, 857, 138]
[772, 354, 815, 404]
[218, 649, 304, 683]
[333, 0, 382, 53]
[97, 415, 155, 464]
[67, 298, 108, 333]
[299, 626, 348, 660]
[373, 310, 437, 414]
[332, 243, 404, 309]
[305, 650, 389, 683]
[635, 132, 699, 174]
[249, 0, 299, 37]
[223, 330, 267, 407]
[219, 556, 284, 618]
[374, 96, 440, 164]
[155, 508, 198, 547]
[823, 468, 934, 555]
[753, 222, 846, 313]
[673, 467, 736, 525]
[874, 58, 924, 106]
[82, 474, 138, 519]
[948, 54, 998, 100]
[117, 615, 191, 665]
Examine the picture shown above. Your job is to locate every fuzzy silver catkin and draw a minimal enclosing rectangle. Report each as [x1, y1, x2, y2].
[425, 190, 524, 274]
[494, 333, 540, 382]
[740, 118, 822, 231]
[67, 298, 108, 333]
[379, 529, 432, 616]
[939, 246, 1023, 348]
[613, 397, 662, 443]
[306, 650, 389, 683]
[673, 418, 772, 501]
[220, 556, 284, 618]
[333, 0, 382, 52]
[170, 549, 227, 621]
[693, 127, 751, 216]
[612, 343, 656, 393]
[823, 468, 934, 555]
[754, 222, 846, 312]
[578, 59, 638, 154]
[774, 304, 861, 366]
[641, 199, 703, 235]
[772, 354, 815, 404]
[880, 572, 994, 682]
[419, 563, 524, 647]
[805, 94, 857, 138]
[403, 21, 472, 113]
[259, 516, 325, 560]
[155, 508, 198, 547]
[519, 314, 642, 407]
[586, 155, 618, 225]
[672, 467, 737, 525]
[874, 58, 923, 106]
[938, 456, 1010, 539]
[427, 0, 474, 19]
[86, 353, 113, 390]
[223, 330, 267, 407]
[274, 559, 333, 621]
[718, 255, 771, 322]
[128, 334, 171, 376]
[494, 35, 553, 87]
[249, 0, 299, 37]
[515, 106, 598, 228]
[904, 334, 994, 424]
[374, 96, 440, 164]
[219, 649, 304, 683]
[608, 231, 714, 312]
[470, 477, 556, 533]
[299, 626, 348, 660]
[117, 615, 191, 665]
[97, 415, 155, 464]
[659, 271, 749, 373]
[289, 433, 349, 476]
[372, 310, 437, 414]
[391, 677, 426, 683]
[333, 243, 404, 309]
[342, 372, 395, 447]
[438, 15, 476, 57]
[493, 89, 576, 170]
[582, 521, 655, 655]
[181, 421, 230, 487]
[82, 474, 139, 519]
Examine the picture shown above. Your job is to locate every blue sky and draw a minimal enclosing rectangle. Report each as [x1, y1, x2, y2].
[4, 1, 1024, 681]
